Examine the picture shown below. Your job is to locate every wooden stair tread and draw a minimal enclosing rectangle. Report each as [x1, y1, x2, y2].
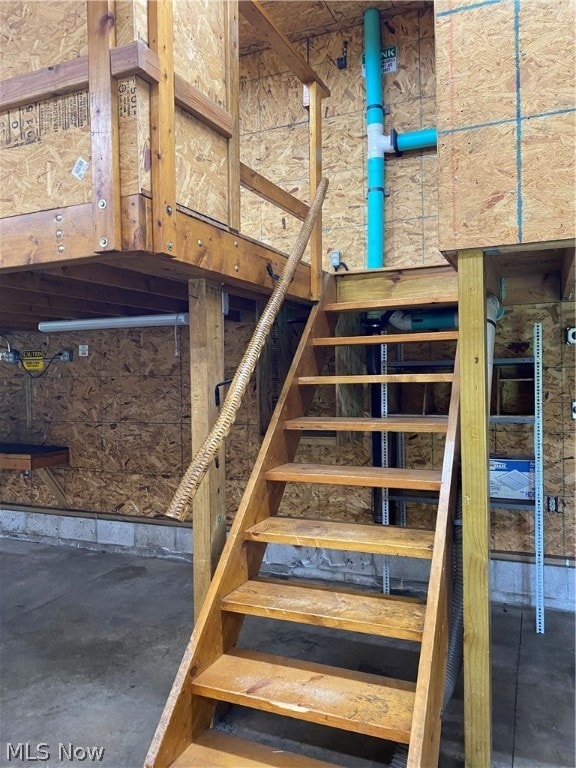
[245, 517, 435, 558]
[284, 415, 449, 433]
[313, 330, 459, 346]
[222, 579, 426, 642]
[324, 299, 457, 312]
[265, 463, 441, 490]
[298, 373, 453, 385]
[190, 649, 415, 743]
[170, 730, 338, 768]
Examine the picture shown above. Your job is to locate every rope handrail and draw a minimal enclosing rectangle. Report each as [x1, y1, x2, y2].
[165, 177, 329, 521]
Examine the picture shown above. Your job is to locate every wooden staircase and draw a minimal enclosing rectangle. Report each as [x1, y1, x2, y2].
[146, 269, 461, 768]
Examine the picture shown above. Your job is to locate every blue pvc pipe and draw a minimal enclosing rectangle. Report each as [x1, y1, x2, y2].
[396, 127, 438, 153]
[364, 8, 384, 269]
[367, 157, 384, 268]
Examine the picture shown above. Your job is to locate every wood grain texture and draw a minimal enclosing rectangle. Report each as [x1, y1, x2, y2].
[458, 249, 492, 766]
[408, 349, 460, 766]
[333, 267, 458, 309]
[313, 330, 459, 346]
[222, 579, 426, 641]
[308, 81, 323, 300]
[298, 373, 454, 385]
[172, 731, 339, 768]
[191, 648, 414, 742]
[87, 0, 122, 253]
[148, 0, 177, 254]
[284, 416, 449, 433]
[226, 0, 241, 230]
[245, 516, 435, 558]
[144, 281, 338, 768]
[240, 163, 309, 220]
[188, 279, 226, 621]
[265, 463, 442, 490]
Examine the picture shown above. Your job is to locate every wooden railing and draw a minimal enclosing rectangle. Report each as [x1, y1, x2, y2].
[238, 0, 330, 301]
[408, 348, 461, 767]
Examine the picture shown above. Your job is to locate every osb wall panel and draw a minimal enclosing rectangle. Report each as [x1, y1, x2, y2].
[0, 316, 260, 522]
[435, 0, 576, 251]
[490, 299, 575, 558]
[0, 0, 228, 224]
[173, 0, 227, 107]
[172, 0, 230, 223]
[239, 5, 442, 270]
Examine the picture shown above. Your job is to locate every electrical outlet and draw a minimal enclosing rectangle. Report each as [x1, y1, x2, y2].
[57, 349, 73, 362]
[0, 350, 20, 364]
[78, 344, 89, 357]
[546, 496, 559, 513]
[572, 400, 576, 420]
[330, 250, 342, 268]
[566, 327, 576, 345]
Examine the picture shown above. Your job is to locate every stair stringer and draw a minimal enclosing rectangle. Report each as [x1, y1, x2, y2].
[144, 277, 338, 768]
[408, 347, 461, 767]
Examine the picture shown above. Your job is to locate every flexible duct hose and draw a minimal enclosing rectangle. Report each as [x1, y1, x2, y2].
[444, 481, 464, 707]
[165, 178, 329, 521]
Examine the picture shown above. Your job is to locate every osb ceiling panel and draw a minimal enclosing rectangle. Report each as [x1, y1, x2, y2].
[239, 1, 429, 53]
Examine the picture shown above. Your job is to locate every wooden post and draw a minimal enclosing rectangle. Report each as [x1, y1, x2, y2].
[87, 0, 122, 253]
[226, 0, 241, 231]
[188, 279, 226, 621]
[308, 81, 323, 302]
[458, 248, 492, 766]
[148, 0, 177, 255]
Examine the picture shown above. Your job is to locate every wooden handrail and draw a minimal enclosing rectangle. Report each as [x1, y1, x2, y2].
[238, 0, 330, 99]
[0, 41, 233, 140]
[408, 347, 461, 767]
[240, 163, 310, 221]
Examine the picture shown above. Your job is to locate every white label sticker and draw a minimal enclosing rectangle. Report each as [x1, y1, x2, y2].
[71, 157, 89, 180]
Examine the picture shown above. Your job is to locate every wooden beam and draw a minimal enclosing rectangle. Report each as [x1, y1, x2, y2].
[0, 195, 312, 301]
[174, 75, 234, 139]
[36, 468, 67, 507]
[0, 314, 38, 331]
[149, 0, 177, 255]
[308, 81, 323, 301]
[0, 41, 160, 113]
[561, 247, 575, 301]
[0, 57, 89, 112]
[0, 272, 184, 313]
[111, 40, 161, 84]
[226, 0, 241, 230]
[335, 266, 458, 308]
[173, 208, 312, 302]
[0, 300, 120, 320]
[52, 265, 187, 300]
[188, 279, 226, 621]
[238, 0, 330, 99]
[0, 204, 95, 270]
[458, 248, 492, 767]
[240, 163, 309, 221]
[88, 0, 122, 253]
[0, 284, 181, 317]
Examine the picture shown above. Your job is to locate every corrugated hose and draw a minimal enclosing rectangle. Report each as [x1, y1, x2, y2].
[165, 177, 328, 521]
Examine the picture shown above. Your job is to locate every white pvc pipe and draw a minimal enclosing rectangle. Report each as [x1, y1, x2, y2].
[38, 313, 190, 333]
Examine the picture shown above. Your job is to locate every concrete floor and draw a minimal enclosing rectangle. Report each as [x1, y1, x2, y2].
[0, 538, 574, 768]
